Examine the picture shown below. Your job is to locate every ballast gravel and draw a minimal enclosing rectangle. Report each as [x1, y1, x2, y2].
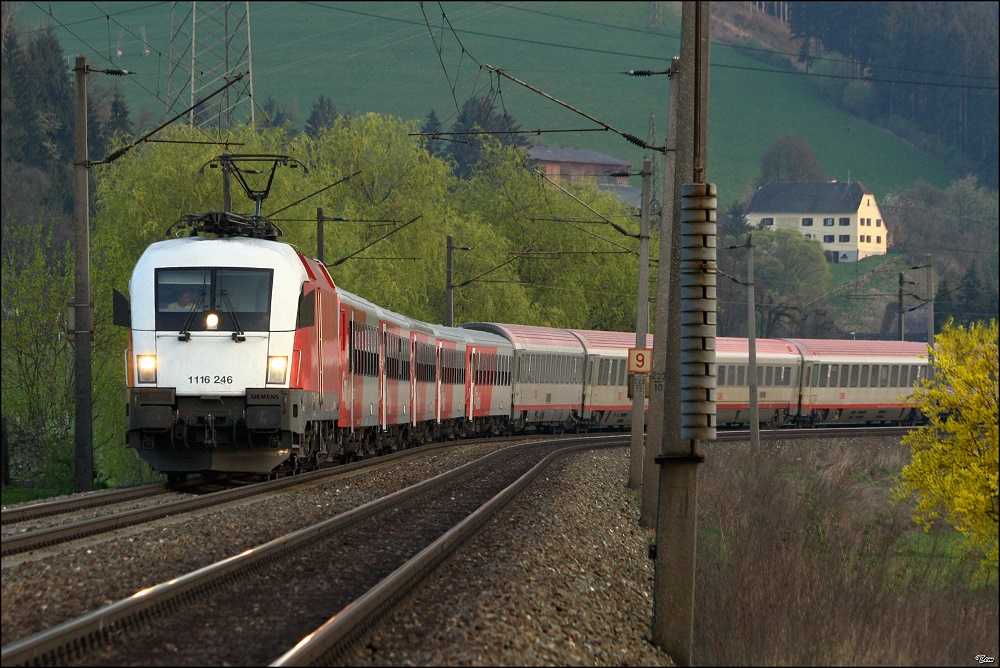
[342, 447, 672, 667]
[2, 442, 672, 666]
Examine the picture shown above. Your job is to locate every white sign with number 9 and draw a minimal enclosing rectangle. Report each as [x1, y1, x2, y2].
[628, 348, 652, 373]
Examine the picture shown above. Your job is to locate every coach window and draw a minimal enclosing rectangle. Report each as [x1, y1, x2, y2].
[879, 365, 890, 387]
[737, 365, 746, 387]
[828, 364, 838, 387]
[819, 364, 829, 387]
[860, 365, 871, 387]
[718, 365, 727, 386]
[618, 360, 627, 386]
[890, 365, 899, 387]
[839, 365, 849, 387]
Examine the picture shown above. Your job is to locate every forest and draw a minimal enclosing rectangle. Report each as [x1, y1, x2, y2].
[740, 1, 999, 190]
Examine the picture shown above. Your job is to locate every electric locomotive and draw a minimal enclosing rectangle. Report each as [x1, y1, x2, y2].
[119, 218, 342, 479]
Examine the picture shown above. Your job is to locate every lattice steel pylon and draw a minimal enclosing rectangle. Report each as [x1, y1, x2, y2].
[168, 1, 255, 131]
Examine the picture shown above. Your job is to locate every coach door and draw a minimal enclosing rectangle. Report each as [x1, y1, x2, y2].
[467, 347, 476, 421]
[379, 322, 387, 433]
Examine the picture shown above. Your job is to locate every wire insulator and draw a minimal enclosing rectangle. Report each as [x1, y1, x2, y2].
[627, 70, 655, 76]
[102, 146, 130, 163]
[622, 133, 648, 148]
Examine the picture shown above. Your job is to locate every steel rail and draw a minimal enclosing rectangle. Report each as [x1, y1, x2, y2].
[271, 435, 628, 666]
[0, 435, 617, 667]
[0, 436, 513, 557]
[1, 483, 173, 525]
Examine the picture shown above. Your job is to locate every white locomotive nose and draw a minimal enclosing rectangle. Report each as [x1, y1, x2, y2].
[206, 312, 220, 329]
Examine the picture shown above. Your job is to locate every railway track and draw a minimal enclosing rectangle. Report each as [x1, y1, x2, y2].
[0, 436, 532, 558]
[0, 435, 626, 666]
[1, 483, 177, 526]
[1, 427, 909, 558]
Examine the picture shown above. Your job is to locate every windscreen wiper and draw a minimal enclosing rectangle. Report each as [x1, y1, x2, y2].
[178, 290, 207, 341]
[219, 289, 246, 342]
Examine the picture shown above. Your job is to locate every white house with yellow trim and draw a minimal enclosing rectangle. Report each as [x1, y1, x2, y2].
[746, 180, 887, 262]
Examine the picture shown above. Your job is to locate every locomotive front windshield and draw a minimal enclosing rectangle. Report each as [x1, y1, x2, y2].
[155, 267, 273, 332]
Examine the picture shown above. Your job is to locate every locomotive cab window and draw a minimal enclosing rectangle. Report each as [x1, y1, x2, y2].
[155, 267, 273, 332]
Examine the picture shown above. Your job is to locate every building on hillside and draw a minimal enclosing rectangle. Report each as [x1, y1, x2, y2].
[527, 146, 643, 209]
[746, 180, 887, 262]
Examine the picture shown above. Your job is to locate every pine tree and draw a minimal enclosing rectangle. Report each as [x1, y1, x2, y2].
[956, 263, 988, 326]
[25, 26, 74, 167]
[304, 94, 338, 138]
[420, 109, 445, 158]
[107, 86, 132, 138]
[445, 95, 529, 179]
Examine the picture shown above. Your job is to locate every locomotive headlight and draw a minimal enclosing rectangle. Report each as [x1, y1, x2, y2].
[137, 355, 157, 383]
[206, 312, 220, 330]
[267, 356, 288, 384]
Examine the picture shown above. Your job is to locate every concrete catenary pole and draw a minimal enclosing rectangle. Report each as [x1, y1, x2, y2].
[925, 260, 935, 382]
[629, 157, 653, 489]
[651, 3, 711, 664]
[317, 206, 325, 264]
[73, 55, 94, 493]
[747, 234, 759, 449]
[641, 56, 680, 528]
[446, 234, 455, 327]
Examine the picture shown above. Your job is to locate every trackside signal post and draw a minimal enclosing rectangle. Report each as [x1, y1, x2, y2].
[650, 3, 712, 664]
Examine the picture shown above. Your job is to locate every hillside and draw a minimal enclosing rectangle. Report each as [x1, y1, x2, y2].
[14, 1, 958, 203]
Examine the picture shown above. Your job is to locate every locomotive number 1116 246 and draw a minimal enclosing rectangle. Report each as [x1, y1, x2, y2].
[189, 375, 234, 384]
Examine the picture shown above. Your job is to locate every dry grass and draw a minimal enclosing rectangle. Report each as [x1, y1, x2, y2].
[693, 438, 998, 666]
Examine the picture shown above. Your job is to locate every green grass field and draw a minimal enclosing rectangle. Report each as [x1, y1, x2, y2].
[17, 2, 956, 202]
